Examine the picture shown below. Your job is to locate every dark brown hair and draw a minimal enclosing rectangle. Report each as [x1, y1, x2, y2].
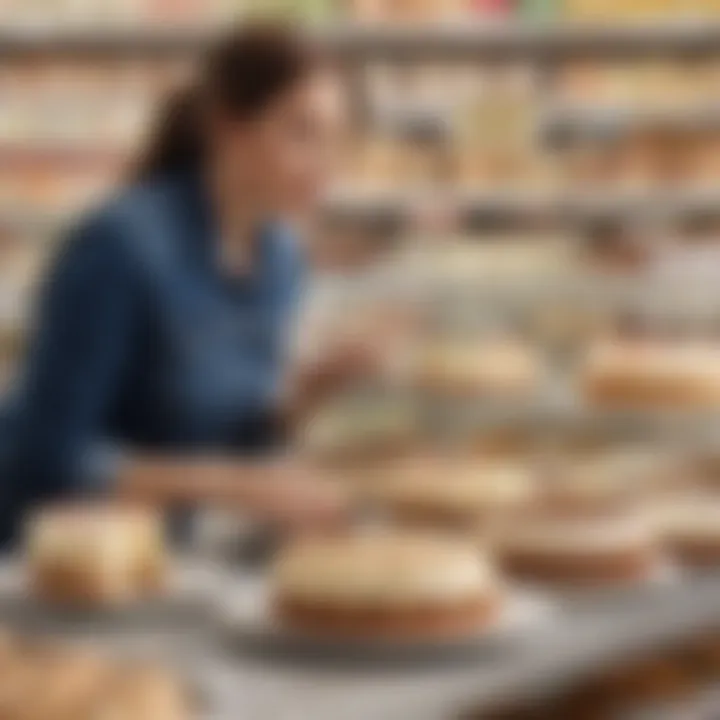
[134, 24, 325, 181]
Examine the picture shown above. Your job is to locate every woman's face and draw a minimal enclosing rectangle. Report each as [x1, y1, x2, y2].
[218, 71, 346, 218]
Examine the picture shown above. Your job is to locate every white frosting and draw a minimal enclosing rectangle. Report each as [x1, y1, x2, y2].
[553, 450, 662, 500]
[663, 497, 720, 541]
[422, 343, 538, 389]
[27, 508, 161, 566]
[500, 515, 654, 556]
[274, 533, 497, 607]
[304, 404, 413, 452]
[587, 342, 720, 384]
[377, 463, 536, 513]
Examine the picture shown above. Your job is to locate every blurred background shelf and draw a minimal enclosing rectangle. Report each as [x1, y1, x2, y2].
[3, 23, 720, 59]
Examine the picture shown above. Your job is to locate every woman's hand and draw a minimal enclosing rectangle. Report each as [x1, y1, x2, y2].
[233, 463, 350, 533]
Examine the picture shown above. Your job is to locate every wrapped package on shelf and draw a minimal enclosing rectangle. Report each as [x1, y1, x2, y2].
[564, 0, 678, 22]
[466, 0, 516, 20]
[519, 0, 559, 21]
[351, 0, 466, 23]
[239, 0, 339, 23]
[451, 69, 539, 189]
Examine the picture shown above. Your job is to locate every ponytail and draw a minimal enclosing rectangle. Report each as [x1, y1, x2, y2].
[132, 23, 327, 183]
[133, 86, 203, 182]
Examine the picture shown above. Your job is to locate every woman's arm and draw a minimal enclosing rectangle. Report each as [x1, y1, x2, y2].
[118, 457, 346, 531]
[5, 214, 345, 534]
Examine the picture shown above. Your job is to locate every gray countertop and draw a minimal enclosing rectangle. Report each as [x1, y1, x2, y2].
[2, 562, 720, 719]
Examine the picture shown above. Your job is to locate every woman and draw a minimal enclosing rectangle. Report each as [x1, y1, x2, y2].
[0, 25, 371, 545]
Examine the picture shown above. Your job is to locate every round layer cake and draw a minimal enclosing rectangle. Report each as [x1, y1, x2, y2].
[272, 533, 502, 640]
[583, 341, 720, 408]
[545, 449, 665, 516]
[302, 401, 417, 465]
[26, 504, 167, 607]
[418, 341, 539, 397]
[370, 460, 537, 532]
[497, 514, 657, 586]
[661, 497, 720, 567]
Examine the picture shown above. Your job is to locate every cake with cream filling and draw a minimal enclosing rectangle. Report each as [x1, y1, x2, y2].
[272, 533, 502, 640]
[583, 341, 720, 408]
[370, 461, 537, 532]
[26, 504, 167, 608]
[418, 341, 539, 397]
[661, 497, 720, 567]
[497, 514, 657, 585]
[545, 449, 665, 516]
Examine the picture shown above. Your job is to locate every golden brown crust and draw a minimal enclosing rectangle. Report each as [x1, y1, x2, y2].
[667, 539, 720, 568]
[274, 593, 502, 641]
[387, 503, 480, 531]
[499, 548, 654, 585]
[584, 373, 720, 408]
[30, 567, 134, 608]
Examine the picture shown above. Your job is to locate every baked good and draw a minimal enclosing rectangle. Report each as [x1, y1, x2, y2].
[302, 401, 416, 465]
[497, 514, 657, 586]
[88, 666, 190, 720]
[0, 629, 189, 720]
[370, 460, 536, 532]
[418, 341, 539, 397]
[545, 449, 666, 516]
[583, 341, 720, 408]
[3, 646, 113, 720]
[661, 497, 720, 567]
[272, 533, 502, 640]
[26, 504, 167, 608]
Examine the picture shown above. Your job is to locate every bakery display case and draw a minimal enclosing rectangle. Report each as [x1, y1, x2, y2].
[6, 3, 720, 719]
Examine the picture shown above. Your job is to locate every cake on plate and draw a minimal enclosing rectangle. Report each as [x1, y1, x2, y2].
[661, 497, 720, 567]
[272, 533, 502, 640]
[370, 460, 537, 532]
[544, 449, 665, 516]
[583, 341, 720, 408]
[26, 504, 167, 608]
[497, 513, 657, 586]
[417, 341, 539, 398]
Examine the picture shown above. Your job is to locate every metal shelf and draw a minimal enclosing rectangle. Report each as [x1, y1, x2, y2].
[325, 188, 720, 229]
[544, 104, 720, 144]
[5, 190, 720, 238]
[2, 23, 720, 59]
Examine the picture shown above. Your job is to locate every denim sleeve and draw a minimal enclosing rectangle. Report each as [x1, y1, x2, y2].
[4, 211, 140, 507]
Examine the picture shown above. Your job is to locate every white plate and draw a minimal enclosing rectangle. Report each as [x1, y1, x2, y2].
[0, 561, 218, 634]
[518, 560, 681, 607]
[216, 579, 556, 663]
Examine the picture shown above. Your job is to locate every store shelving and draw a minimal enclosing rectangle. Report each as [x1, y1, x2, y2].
[5, 189, 720, 238]
[326, 188, 720, 228]
[2, 22, 720, 59]
[544, 104, 720, 143]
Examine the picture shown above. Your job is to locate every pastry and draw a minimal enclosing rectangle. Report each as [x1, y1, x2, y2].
[497, 514, 657, 586]
[582, 341, 720, 408]
[26, 504, 167, 608]
[545, 449, 666, 516]
[661, 496, 720, 567]
[302, 401, 416, 465]
[273, 533, 502, 640]
[418, 341, 539, 397]
[88, 666, 190, 720]
[371, 460, 536, 532]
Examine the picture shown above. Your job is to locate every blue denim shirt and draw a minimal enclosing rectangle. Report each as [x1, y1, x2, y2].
[0, 173, 304, 544]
